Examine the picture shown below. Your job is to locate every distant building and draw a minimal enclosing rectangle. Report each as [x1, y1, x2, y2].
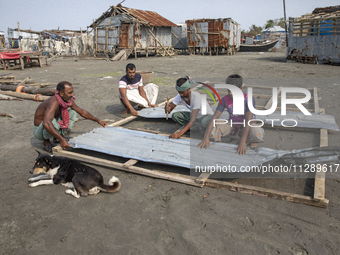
[89, 4, 177, 58]
[185, 18, 241, 55]
[260, 26, 286, 41]
[287, 5, 340, 64]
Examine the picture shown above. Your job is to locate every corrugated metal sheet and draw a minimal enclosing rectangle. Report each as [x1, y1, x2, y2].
[186, 18, 240, 49]
[69, 127, 340, 178]
[138, 105, 340, 131]
[171, 25, 188, 49]
[68, 127, 286, 169]
[125, 8, 177, 27]
[287, 34, 340, 64]
[7, 28, 40, 39]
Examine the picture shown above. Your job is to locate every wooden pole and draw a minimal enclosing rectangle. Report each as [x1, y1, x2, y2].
[147, 28, 172, 58]
[283, 0, 288, 47]
[0, 90, 49, 101]
[0, 84, 56, 96]
[165, 96, 170, 120]
[171, 31, 187, 49]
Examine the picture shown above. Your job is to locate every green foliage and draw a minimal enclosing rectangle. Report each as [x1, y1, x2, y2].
[248, 24, 263, 36]
[264, 18, 285, 29]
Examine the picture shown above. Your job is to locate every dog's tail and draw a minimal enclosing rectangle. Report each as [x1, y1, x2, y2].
[99, 175, 121, 193]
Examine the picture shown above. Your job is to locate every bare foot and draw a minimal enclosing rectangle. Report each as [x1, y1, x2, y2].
[122, 109, 130, 115]
[43, 139, 52, 147]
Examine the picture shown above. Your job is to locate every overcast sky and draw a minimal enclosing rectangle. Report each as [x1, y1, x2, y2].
[1, 0, 339, 35]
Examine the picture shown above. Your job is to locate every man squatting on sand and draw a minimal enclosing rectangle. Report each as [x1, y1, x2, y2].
[165, 76, 214, 139]
[198, 74, 264, 155]
[119, 63, 159, 116]
[33, 81, 107, 152]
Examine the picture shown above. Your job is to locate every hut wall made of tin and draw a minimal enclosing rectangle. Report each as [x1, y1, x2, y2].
[186, 18, 240, 49]
[287, 16, 340, 64]
[172, 24, 188, 49]
[134, 26, 172, 49]
[95, 14, 173, 51]
[286, 9, 340, 64]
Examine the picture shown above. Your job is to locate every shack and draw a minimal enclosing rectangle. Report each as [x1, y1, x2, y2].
[185, 18, 241, 55]
[89, 4, 178, 59]
[287, 5, 340, 64]
[6, 28, 94, 56]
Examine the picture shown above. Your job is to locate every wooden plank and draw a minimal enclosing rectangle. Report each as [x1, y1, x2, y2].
[123, 159, 138, 168]
[320, 127, 328, 147]
[108, 115, 137, 127]
[313, 87, 320, 113]
[52, 146, 203, 187]
[314, 96, 328, 202]
[265, 87, 281, 109]
[18, 77, 30, 86]
[205, 179, 329, 208]
[195, 172, 211, 184]
[195, 23, 206, 43]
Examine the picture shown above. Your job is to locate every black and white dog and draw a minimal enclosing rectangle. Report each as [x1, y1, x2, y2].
[29, 151, 121, 198]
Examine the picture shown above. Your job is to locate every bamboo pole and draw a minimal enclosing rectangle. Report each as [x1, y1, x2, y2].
[147, 28, 172, 58]
[171, 31, 187, 49]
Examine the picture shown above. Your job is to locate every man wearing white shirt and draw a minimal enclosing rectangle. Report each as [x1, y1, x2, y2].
[119, 63, 158, 116]
[165, 76, 213, 139]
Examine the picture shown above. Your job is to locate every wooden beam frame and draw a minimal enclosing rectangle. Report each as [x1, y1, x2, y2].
[51, 83, 329, 208]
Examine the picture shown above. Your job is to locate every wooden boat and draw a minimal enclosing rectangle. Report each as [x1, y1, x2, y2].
[238, 39, 279, 52]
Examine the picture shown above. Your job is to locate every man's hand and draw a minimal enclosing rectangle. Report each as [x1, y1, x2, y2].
[98, 120, 107, 128]
[237, 142, 247, 155]
[60, 139, 71, 150]
[169, 132, 181, 139]
[148, 103, 158, 108]
[131, 109, 139, 116]
[198, 138, 211, 150]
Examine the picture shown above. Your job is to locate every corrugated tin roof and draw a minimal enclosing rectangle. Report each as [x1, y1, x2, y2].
[68, 127, 286, 169]
[69, 127, 340, 179]
[90, 5, 177, 28]
[186, 18, 238, 25]
[125, 8, 177, 27]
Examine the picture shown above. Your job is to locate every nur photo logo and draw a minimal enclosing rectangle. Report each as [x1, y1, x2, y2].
[198, 82, 312, 128]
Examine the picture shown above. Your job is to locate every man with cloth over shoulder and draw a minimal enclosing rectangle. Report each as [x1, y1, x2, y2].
[33, 81, 107, 152]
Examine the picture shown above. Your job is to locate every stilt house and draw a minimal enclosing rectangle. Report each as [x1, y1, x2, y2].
[89, 4, 178, 59]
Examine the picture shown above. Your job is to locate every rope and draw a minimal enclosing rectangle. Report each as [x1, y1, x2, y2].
[34, 94, 42, 101]
[16, 85, 25, 92]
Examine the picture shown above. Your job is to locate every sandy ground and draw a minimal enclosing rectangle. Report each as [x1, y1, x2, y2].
[1, 47, 340, 254]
